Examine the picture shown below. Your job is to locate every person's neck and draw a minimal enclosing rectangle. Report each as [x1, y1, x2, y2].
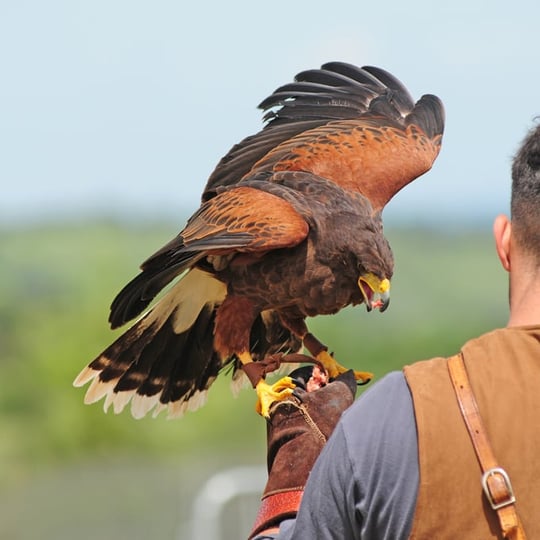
[507, 266, 540, 327]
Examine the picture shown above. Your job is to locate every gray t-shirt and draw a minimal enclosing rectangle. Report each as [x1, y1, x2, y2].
[257, 371, 419, 539]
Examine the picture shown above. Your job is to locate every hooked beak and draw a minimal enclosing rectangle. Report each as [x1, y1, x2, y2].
[358, 273, 390, 313]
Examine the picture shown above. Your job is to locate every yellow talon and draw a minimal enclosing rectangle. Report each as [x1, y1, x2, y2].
[255, 376, 295, 418]
[316, 350, 373, 384]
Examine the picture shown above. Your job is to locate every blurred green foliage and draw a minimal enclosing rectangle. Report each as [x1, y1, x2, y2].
[0, 221, 508, 491]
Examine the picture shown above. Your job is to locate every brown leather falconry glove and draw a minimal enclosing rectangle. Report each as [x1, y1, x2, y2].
[249, 366, 357, 539]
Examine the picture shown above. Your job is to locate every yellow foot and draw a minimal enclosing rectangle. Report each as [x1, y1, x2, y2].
[255, 377, 296, 418]
[316, 350, 373, 384]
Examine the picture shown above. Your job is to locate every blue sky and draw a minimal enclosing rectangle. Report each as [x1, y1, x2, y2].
[1, 0, 539, 226]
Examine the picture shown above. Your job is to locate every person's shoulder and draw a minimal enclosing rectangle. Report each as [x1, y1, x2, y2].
[402, 354, 450, 382]
[342, 370, 414, 429]
[351, 370, 410, 404]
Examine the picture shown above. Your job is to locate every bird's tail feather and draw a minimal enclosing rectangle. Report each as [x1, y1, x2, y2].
[75, 269, 302, 419]
[74, 268, 227, 419]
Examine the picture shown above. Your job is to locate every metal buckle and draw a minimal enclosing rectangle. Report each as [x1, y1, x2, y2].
[481, 467, 516, 510]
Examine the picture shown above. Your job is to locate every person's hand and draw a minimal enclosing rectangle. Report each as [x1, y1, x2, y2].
[249, 366, 357, 538]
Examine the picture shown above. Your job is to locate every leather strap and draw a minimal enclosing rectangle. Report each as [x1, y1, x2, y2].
[241, 353, 324, 387]
[447, 353, 526, 540]
[249, 490, 303, 539]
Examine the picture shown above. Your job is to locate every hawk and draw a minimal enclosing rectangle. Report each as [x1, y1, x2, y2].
[74, 62, 444, 418]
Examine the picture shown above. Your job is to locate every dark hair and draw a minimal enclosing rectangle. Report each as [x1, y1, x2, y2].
[511, 123, 540, 260]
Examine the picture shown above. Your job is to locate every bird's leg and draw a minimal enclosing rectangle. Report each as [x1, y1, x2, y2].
[277, 316, 372, 384]
[303, 333, 373, 384]
[238, 352, 295, 418]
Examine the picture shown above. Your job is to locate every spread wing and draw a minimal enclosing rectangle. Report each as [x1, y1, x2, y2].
[108, 186, 309, 328]
[203, 62, 444, 211]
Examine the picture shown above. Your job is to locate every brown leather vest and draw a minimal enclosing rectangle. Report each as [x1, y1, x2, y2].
[403, 326, 540, 539]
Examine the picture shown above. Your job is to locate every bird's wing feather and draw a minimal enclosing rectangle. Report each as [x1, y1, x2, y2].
[203, 63, 417, 197]
[203, 62, 444, 210]
[180, 185, 309, 252]
[108, 186, 309, 328]
[252, 113, 443, 212]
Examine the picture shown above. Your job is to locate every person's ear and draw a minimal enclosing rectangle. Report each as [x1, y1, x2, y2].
[493, 214, 512, 272]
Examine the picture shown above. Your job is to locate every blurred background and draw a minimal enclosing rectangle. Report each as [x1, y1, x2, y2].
[1, 0, 538, 538]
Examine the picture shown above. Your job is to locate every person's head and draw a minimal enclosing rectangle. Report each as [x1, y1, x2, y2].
[510, 122, 540, 262]
[494, 122, 540, 325]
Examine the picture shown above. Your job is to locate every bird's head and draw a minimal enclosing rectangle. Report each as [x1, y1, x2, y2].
[358, 272, 390, 312]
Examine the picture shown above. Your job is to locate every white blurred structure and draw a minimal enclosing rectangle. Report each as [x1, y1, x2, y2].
[185, 466, 267, 540]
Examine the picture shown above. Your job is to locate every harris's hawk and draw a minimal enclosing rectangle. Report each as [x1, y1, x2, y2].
[74, 62, 445, 418]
